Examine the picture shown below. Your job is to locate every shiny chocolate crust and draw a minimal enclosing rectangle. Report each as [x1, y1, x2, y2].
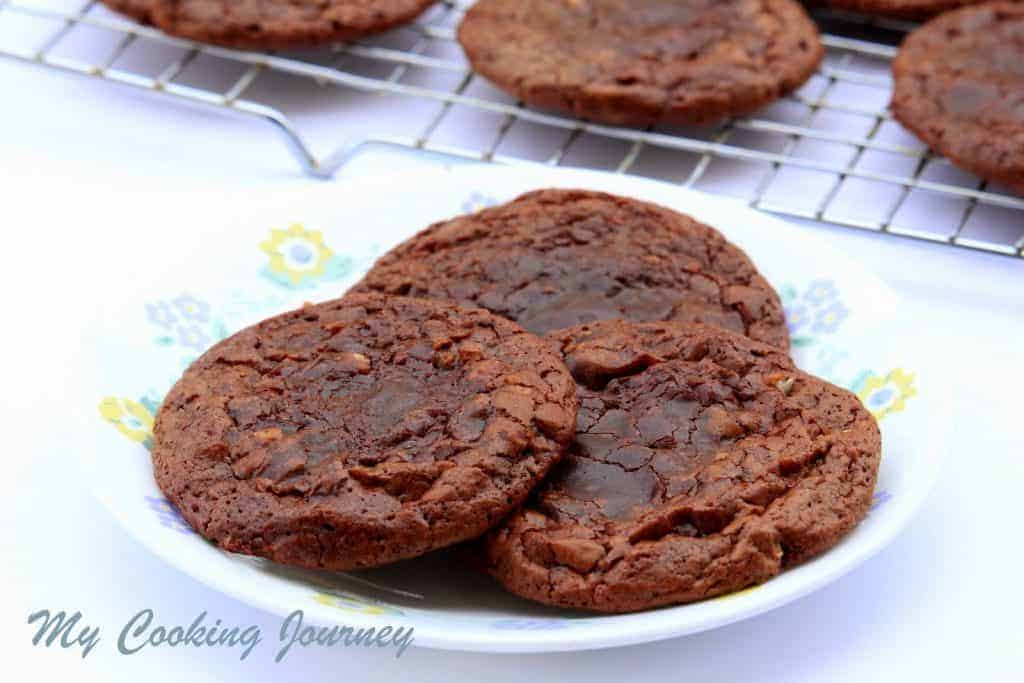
[352, 189, 790, 349]
[100, 0, 438, 49]
[152, 293, 578, 570]
[457, 0, 822, 126]
[891, 2, 1024, 194]
[482, 320, 881, 613]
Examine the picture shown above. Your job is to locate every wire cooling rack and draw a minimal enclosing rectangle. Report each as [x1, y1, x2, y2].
[2, 0, 1022, 258]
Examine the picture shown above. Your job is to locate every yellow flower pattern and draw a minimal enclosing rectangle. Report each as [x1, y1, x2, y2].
[857, 369, 917, 420]
[98, 397, 154, 446]
[260, 224, 335, 286]
[715, 584, 761, 602]
[313, 591, 403, 617]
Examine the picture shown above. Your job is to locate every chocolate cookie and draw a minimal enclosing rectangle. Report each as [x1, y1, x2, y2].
[482, 321, 881, 613]
[818, 0, 981, 20]
[100, 0, 438, 49]
[891, 2, 1024, 194]
[352, 189, 790, 349]
[101, 0, 156, 23]
[152, 294, 578, 570]
[456, 0, 823, 126]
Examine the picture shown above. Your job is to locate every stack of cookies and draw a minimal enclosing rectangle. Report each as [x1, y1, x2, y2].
[152, 189, 882, 613]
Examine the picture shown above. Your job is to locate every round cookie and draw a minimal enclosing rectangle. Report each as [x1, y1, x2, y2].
[101, 0, 157, 23]
[891, 2, 1024, 195]
[352, 189, 791, 349]
[152, 294, 578, 571]
[100, 0, 438, 49]
[818, 1, 981, 20]
[482, 320, 881, 613]
[456, 0, 823, 126]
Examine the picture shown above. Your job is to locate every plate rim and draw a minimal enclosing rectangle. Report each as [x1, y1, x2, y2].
[78, 162, 949, 653]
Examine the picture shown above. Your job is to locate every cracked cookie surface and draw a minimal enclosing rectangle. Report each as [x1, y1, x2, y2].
[891, 2, 1024, 195]
[152, 293, 578, 570]
[456, 0, 823, 126]
[482, 320, 880, 613]
[352, 189, 790, 349]
[101, 0, 438, 49]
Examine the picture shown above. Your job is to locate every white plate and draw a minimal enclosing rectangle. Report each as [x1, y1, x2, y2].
[81, 163, 946, 653]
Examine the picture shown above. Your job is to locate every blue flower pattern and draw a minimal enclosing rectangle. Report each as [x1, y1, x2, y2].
[147, 294, 227, 362]
[175, 324, 211, 351]
[870, 490, 892, 512]
[462, 191, 498, 214]
[145, 496, 194, 535]
[146, 301, 177, 329]
[783, 279, 849, 344]
[491, 619, 571, 631]
[172, 294, 211, 323]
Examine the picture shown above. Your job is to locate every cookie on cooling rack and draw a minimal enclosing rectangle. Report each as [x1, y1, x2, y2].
[351, 189, 791, 349]
[817, 0, 981, 20]
[152, 293, 578, 571]
[100, 0, 156, 23]
[891, 2, 1024, 195]
[481, 320, 881, 613]
[456, 0, 823, 127]
[101, 0, 438, 49]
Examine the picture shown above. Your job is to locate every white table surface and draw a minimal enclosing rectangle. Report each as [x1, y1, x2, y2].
[1, 41, 1022, 683]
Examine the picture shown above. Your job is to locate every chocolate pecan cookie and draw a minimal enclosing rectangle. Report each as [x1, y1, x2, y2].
[152, 294, 578, 570]
[352, 189, 790, 349]
[818, 0, 981, 20]
[482, 320, 881, 613]
[101, 0, 438, 49]
[456, 0, 823, 126]
[891, 2, 1024, 194]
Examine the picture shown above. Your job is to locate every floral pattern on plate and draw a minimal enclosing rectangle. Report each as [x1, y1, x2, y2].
[98, 396, 155, 450]
[461, 191, 498, 214]
[855, 369, 918, 421]
[782, 279, 851, 346]
[145, 495, 195, 535]
[148, 293, 229, 372]
[260, 223, 354, 290]
[314, 591, 404, 617]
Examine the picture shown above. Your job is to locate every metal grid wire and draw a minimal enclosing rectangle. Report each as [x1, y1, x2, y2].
[2, 0, 1022, 257]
